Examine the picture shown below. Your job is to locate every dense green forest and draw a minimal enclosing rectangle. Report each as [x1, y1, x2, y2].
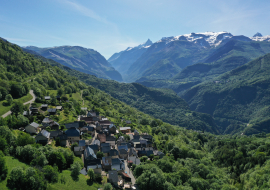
[183, 53, 270, 135]
[2, 38, 270, 189]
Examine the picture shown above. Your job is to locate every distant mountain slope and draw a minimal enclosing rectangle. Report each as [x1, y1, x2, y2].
[24, 45, 123, 81]
[182, 53, 270, 135]
[139, 39, 270, 96]
[108, 39, 152, 80]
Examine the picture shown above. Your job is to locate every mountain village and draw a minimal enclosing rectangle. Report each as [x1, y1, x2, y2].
[20, 95, 164, 190]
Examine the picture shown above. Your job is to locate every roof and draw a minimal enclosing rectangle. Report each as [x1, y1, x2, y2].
[119, 149, 128, 155]
[121, 171, 131, 178]
[87, 111, 96, 117]
[128, 134, 134, 140]
[106, 136, 116, 141]
[129, 156, 140, 165]
[135, 144, 146, 148]
[138, 150, 147, 156]
[133, 135, 140, 139]
[87, 126, 95, 131]
[56, 106, 62, 110]
[65, 122, 80, 129]
[48, 108, 57, 113]
[97, 134, 106, 143]
[74, 147, 84, 152]
[118, 145, 128, 151]
[81, 107, 87, 110]
[65, 127, 80, 137]
[49, 130, 63, 138]
[109, 149, 119, 156]
[29, 122, 39, 128]
[58, 134, 67, 140]
[79, 140, 86, 147]
[101, 146, 111, 153]
[120, 142, 131, 149]
[142, 135, 153, 140]
[41, 104, 48, 107]
[134, 129, 139, 135]
[102, 157, 112, 166]
[44, 96, 50, 100]
[84, 146, 97, 159]
[120, 127, 131, 130]
[146, 150, 154, 157]
[37, 130, 50, 139]
[109, 124, 116, 129]
[112, 158, 125, 171]
[23, 111, 31, 116]
[42, 117, 53, 123]
[128, 148, 137, 157]
[86, 159, 102, 166]
[89, 145, 99, 150]
[50, 121, 59, 127]
[92, 139, 100, 146]
[108, 170, 118, 183]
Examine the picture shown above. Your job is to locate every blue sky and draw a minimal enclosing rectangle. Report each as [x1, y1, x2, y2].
[1, 0, 270, 58]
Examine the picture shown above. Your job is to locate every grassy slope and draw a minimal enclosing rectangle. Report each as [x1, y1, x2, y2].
[0, 92, 33, 116]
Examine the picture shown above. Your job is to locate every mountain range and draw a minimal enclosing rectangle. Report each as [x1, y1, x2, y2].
[23, 45, 123, 82]
[109, 32, 270, 82]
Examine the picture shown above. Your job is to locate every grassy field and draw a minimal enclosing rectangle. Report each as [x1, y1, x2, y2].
[0, 156, 103, 190]
[0, 156, 29, 190]
[0, 93, 33, 116]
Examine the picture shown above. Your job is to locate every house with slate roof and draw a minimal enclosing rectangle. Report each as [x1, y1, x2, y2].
[102, 156, 112, 170]
[48, 108, 57, 115]
[56, 106, 63, 111]
[112, 158, 125, 171]
[84, 146, 97, 166]
[134, 129, 139, 135]
[25, 122, 40, 134]
[108, 170, 118, 186]
[109, 149, 119, 158]
[128, 148, 137, 157]
[65, 127, 81, 141]
[65, 122, 80, 129]
[138, 150, 147, 157]
[58, 134, 68, 147]
[128, 156, 140, 165]
[89, 145, 99, 154]
[50, 121, 60, 130]
[109, 124, 117, 134]
[41, 104, 48, 111]
[35, 130, 50, 145]
[97, 134, 106, 143]
[87, 159, 102, 174]
[92, 139, 100, 146]
[49, 130, 63, 139]
[42, 117, 53, 128]
[101, 144, 111, 156]
[74, 146, 84, 156]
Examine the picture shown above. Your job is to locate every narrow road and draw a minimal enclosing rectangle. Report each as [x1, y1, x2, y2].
[1, 90, 36, 118]
[124, 160, 136, 185]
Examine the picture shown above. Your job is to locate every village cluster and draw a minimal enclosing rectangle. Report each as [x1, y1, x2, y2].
[21, 96, 165, 189]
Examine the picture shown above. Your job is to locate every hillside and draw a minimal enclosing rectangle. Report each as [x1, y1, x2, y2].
[23, 46, 123, 81]
[183, 53, 270, 135]
[108, 39, 152, 80]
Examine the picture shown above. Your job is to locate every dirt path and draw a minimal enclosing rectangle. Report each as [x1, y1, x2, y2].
[1, 90, 36, 118]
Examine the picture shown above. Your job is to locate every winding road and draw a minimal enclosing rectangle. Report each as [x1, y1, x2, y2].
[1, 90, 36, 118]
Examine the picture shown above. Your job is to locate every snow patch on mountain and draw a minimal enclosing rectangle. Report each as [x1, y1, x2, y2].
[125, 39, 153, 51]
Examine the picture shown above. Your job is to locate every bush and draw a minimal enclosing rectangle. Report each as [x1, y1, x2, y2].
[43, 165, 59, 183]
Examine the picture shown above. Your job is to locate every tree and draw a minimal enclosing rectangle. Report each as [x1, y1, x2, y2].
[71, 142, 78, 151]
[96, 151, 104, 159]
[5, 94, 13, 105]
[140, 156, 148, 162]
[0, 137, 8, 154]
[104, 183, 112, 190]
[10, 101, 24, 116]
[0, 151, 8, 180]
[30, 153, 48, 167]
[43, 165, 59, 183]
[70, 161, 81, 180]
[88, 168, 95, 182]
[17, 114, 29, 128]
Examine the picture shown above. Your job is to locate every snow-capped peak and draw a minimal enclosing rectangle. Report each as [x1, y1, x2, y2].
[250, 33, 270, 42]
[125, 39, 153, 51]
[157, 31, 233, 47]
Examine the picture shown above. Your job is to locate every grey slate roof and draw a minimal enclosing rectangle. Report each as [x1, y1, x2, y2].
[109, 124, 116, 129]
[106, 136, 116, 141]
[101, 145, 111, 153]
[44, 96, 50, 100]
[65, 127, 80, 137]
[74, 147, 84, 152]
[129, 156, 140, 165]
[37, 130, 50, 139]
[65, 122, 80, 129]
[109, 149, 119, 156]
[41, 104, 48, 107]
[49, 130, 63, 138]
[84, 146, 97, 160]
[79, 140, 86, 147]
[112, 158, 125, 171]
[92, 139, 100, 146]
[102, 156, 112, 166]
[48, 108, 56, 113]
[118, 145, 128, 151]
[146, 150, 154, 157]
[42, 117, 53, 123]
[133, 135, 140, 139]
[30, 122, 39, 128]
[108, 170, 118, 183]
[89, 145, 99, 151]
